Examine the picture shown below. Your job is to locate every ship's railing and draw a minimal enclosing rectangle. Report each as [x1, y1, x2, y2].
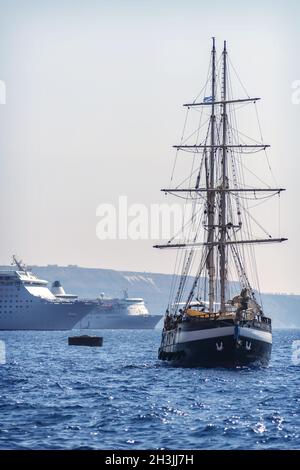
[184, 308, 263, 322]
[185, 309, 235, 320]
[163, 307, 268, 330]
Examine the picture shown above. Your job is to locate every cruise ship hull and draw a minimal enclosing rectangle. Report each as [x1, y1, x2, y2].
[77, 311, 162, 329]
[0, 302, 94, 331]
[158, 320, 272, 367]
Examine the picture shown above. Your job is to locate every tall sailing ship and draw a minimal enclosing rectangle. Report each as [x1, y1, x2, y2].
[155, 39, 287, 367]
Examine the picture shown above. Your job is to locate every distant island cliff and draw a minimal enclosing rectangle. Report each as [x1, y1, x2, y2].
[1, 264, 299, 328]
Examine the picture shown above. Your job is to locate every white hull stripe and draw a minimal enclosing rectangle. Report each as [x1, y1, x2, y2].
[178, 326, 235, 343]
[176, 326, 272, 344]
[239, 327, 272, 344]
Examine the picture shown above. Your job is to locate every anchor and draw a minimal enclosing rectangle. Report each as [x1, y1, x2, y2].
[246, 340, 252, 351]
[216, 341, 224, 351]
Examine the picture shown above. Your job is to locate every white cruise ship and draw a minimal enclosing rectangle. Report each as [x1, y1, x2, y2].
[74, 291, 162, 330]
[0, 257, 95, 330]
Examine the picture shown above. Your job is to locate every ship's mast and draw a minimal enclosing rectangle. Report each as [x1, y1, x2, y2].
[220, 40, 227, 312]
[154, 39, 287, 315]
[12, 255, 26, 272]
[207, 37, 216, 313]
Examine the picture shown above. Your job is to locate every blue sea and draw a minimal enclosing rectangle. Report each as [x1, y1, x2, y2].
[0, 329, 299, 450]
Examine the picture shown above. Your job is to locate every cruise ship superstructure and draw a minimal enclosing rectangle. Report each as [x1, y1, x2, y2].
[0, 258, 94, 330]
[74, 291, 162, 330]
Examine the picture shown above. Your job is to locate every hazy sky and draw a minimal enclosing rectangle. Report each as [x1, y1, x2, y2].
[0, 0, 299, 294]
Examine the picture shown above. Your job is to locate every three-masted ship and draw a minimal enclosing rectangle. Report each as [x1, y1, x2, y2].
[155, 38, 287, 367]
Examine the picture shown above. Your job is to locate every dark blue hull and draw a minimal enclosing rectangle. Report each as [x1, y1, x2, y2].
[159, 335, 271, 367]
[158, 319, 272, 367]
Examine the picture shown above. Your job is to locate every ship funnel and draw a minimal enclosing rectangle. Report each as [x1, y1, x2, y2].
[51, 280, 66, 296]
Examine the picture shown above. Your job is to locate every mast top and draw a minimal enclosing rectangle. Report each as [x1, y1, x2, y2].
[12, 255, 27, 272]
